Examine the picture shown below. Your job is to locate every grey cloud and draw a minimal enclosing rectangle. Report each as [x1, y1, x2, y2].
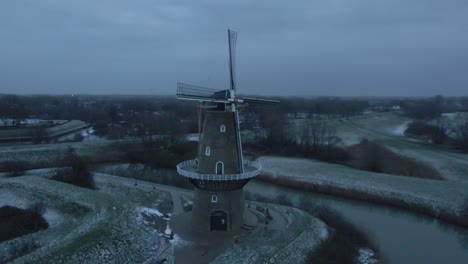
[0, 0, 467, 96]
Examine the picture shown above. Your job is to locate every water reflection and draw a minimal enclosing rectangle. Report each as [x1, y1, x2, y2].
[245, 180, 468, 264]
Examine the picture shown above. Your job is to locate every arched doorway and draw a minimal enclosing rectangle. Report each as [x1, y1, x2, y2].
[216, 161, 224, 175]
[210, 210, 228, 231]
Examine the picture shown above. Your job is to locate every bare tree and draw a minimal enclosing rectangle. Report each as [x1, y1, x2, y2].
[0, 95, 28, 127]
[260, 109, 288, 143]
[29, 125, 48, 144]
[301, 118, 340, 151]
[432, 118, 448, 144]
[454, 114, 468, 153]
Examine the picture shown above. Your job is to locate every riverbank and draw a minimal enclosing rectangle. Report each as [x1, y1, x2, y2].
[256, 156, 468, 227]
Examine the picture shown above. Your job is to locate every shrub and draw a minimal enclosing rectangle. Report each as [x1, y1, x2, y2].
[0, 160, 28, 176]
[346, 139, 443, 180]
[0, 206, 49, 242]
[30, 125, 48, 144]
[51, 147, 95, 189]
[28, 202, 47, 216]
[73, 132, 84, 142]
[405, 121, 448, 144]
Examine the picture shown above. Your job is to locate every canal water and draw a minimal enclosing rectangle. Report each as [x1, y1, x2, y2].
[245, 180, 468, 264]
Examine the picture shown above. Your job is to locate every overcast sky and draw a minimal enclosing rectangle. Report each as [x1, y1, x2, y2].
[1, 0, 467, 96]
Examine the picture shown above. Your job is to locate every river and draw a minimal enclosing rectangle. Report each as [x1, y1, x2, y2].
[245, 180, 468, 264]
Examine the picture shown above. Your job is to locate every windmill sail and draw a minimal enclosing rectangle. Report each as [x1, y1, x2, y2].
[177, 82, 230, 103]
[242, 97, 280, 104]
[228, 29, 237, 92]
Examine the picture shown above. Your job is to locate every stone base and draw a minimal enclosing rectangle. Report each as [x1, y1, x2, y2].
[191, 188, 244, 233]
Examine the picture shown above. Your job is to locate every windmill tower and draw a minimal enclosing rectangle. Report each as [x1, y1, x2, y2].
[176, 29, 279, 233]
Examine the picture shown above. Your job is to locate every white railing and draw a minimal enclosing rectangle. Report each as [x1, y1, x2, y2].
[176, 160, 261, 181]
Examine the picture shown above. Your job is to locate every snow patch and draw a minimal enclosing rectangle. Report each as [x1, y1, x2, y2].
[43, 208, 63, 228]
[169, 234, 183, 246]
[139, 207, 164, 217]
[356, 248, 378, 264]
[0, 190, 29, 208]
[442, 112, 460, 119]
[164, 222, 172, 235]
[391, 121, 409, 136]
[185, 133, 199, 142]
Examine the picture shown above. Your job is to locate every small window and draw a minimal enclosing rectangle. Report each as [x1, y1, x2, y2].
[220, 125, 226, 132]
[216, 161, 224, 175]
[194, 158, 199, 169]
[205, 146, 211, 156]
[211, 195, 218, 203]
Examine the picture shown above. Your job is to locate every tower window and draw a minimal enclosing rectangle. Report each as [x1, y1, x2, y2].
[216, 161, 224, 175]
[220, 125, 226, 132]
[211, 195, 218, 203]
[205, 146, 211, 156]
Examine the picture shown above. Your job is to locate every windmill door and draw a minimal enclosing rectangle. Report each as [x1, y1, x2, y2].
[210, 210, 228, 231]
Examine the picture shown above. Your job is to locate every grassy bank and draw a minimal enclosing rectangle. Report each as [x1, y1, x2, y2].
[257, 157, 468, 228]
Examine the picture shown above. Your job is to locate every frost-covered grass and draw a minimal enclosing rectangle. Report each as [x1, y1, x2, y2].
[257, 156, 468, 226]
[0, 172, 174, 263]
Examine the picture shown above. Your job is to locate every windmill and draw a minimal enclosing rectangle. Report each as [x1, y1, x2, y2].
[176, 29, 279, 232]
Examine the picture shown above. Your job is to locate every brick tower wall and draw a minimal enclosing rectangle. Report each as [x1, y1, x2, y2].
[197, 110, 241, 174]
